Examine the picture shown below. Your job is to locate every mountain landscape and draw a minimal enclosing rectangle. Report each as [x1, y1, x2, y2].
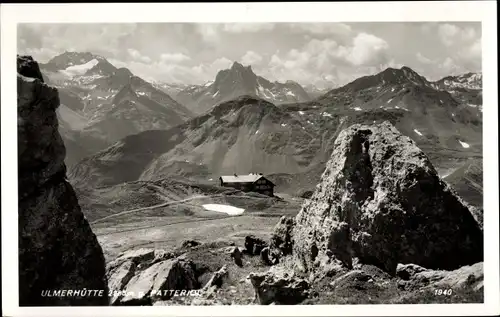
[38, 51, 194, 166]
[175, 62, 312, 115]
[65, 60, 483, 210]
[18, 50, 485, 307]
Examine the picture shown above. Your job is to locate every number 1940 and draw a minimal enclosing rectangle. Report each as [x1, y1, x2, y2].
[434, 289, 453, 296]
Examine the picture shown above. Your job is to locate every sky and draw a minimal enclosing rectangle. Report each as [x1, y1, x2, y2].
[18, 22, 482, 89]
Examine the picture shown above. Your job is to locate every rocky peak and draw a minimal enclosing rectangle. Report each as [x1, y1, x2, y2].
[85, 58, 118, 76]
[212, 62, 259, 95]
[377, 66, 429, 86]
[231, 61, 251, 72]
[288, 121, 483, 275]
[17, 56, 109, 305]
[434, 72, 483, 90]
[46, 51, 98, 69]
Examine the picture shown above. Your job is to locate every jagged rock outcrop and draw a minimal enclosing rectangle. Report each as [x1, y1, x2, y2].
[244, 235, 268, 256]
[270, 216, 295, 257]
[106, 248, 198, 305]
[230, 247, 243, 267]
[396, 262, 484, 292]
[202, 265, 229, 298]
[248, 268, 310, 305]
[291, 121, 483, 275]
[17, 55, 108, 306]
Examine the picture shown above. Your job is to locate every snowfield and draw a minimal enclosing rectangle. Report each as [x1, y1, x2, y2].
[60, 59, 99, 77]
[202, 204, 245, 216]
[458, 140, 470, 148]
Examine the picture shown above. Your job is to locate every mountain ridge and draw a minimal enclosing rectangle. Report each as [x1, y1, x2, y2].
[175, 61, 311, 115]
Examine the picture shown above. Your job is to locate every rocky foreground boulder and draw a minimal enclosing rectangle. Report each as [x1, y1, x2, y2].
[17, 55, 108, 305]
[106, 248, 199, 305]
[287, 122, 483, 275]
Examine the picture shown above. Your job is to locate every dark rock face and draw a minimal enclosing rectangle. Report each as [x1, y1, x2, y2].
[17, 56, 108, 306]
[17, 55, 44, 82]
[292, 122, 483, 275]
[244, 235, 268, 256]
[230, 247, 243, 267]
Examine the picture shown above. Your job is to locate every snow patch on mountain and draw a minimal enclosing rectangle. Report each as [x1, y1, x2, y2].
[458, 140, 470, 148]
[60, 59, 99, 77]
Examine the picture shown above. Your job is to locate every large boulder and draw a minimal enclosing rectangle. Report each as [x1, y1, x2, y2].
[17, 55, 108, 306]
[292, 122, 483, 275]
[269, 216, 295, 257]
[396, 262, 484, 293]
[248, 269, 310, 305]
[106, 249, 199, 305]
[244, 235, 268, 255]
[117, 258, 198, 305]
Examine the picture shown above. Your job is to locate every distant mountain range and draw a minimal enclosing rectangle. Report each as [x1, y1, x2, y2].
[432, 72, 483, 111]
[38, 51, 193, 166]
[34, 51, 482, 207]
[175, 62, 312, 114]
[68, 65, 482, 208]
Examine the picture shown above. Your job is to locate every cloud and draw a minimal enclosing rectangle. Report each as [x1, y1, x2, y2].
[17, 47, 60, 63]
[438, 57, 461, 74]
[107, 56, 233, 85]
[241, 51, 263, 65]
[420, 22, 438, 34]
[127, 48, 151, 63]
[438, 23, 478, 47]
[416, 52, 433, 64]
[460, 38, 482, 60]
[438, 24, 460, 46]
[195, 24, 221, 43]
[17, 22, 482, 88]
[160, 53, 191, 63]
[192, 57, 233, 79]
[346, 33, 390, 66]
[223, 23, 275, 33]
[287, 23, 352, 35]
[262, 32, 392, 87]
